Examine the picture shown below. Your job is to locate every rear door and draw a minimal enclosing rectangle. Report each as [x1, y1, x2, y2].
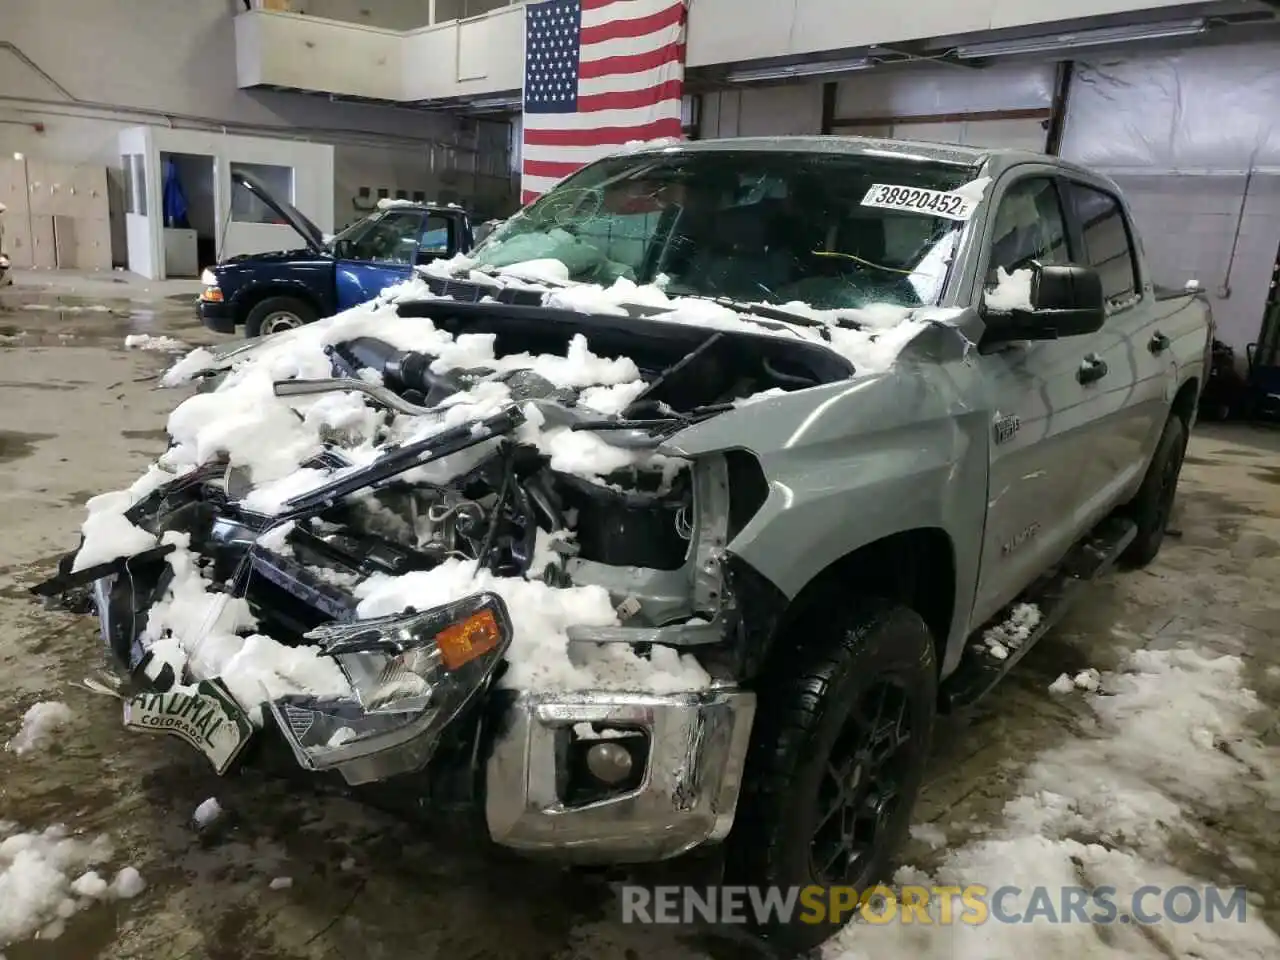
[1059, 180, 1165, 525]
[970, 171, 1103, 626]
[334, 209, 425, 311]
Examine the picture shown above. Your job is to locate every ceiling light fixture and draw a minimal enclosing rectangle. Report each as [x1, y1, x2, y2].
[725, 57, 873, 83]
[954, 17, 1207, 59]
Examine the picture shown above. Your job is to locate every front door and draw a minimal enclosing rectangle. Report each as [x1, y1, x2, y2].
[334, 209, 425, 312]
[970, 172, 1105, 626]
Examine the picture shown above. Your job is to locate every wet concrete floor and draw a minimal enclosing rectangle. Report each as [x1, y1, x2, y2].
[0, 285, 1277, 959]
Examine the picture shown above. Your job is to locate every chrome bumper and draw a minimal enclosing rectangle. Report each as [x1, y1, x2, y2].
[485, 687, 756, 863]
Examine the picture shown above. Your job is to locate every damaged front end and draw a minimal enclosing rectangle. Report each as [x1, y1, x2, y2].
[33, 308, 842, 859]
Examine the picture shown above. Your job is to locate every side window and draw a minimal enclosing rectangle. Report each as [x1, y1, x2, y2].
[986, 177, 1071, 278]
[419, 214, 453, 256]
[1064, 183, 1139, 305]
[347, 211, 425, 263]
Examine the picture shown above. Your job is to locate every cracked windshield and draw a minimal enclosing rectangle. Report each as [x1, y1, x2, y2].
[470, 150, 976, 309]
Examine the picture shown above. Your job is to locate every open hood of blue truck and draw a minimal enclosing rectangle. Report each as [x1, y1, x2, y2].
[231, 169, 327, 256]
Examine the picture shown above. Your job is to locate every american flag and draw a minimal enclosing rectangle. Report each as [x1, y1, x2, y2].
[520, 0, 688, 204]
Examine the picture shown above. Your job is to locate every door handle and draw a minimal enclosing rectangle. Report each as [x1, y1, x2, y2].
[1149, 331, 1171, 354]
[1077, 353, 1109, 385]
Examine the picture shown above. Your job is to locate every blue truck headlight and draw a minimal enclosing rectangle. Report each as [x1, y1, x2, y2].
[267, 592, 512, 785]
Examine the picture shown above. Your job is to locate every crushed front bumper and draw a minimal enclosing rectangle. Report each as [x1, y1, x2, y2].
[485, 688, 756, 863]
[56, 549, 757, 864]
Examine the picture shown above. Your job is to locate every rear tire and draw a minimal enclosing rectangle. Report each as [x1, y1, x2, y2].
[1121, 414, 1188, 567]
[244, 296, 316, 338]
[727, 599, 937, 952]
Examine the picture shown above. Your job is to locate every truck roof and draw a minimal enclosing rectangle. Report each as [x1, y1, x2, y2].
[635, 135, 1103, 181]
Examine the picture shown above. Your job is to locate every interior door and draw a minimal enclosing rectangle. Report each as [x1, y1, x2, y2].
[970, 173, 1103, 626]
[335, 209, 425, 311]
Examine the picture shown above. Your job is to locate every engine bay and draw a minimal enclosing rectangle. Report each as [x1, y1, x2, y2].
[99, 303, 841, 668]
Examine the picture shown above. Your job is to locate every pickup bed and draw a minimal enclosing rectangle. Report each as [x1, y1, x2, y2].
[36, 136, 1209, 951]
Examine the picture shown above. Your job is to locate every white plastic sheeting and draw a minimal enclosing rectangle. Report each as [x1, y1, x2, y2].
[1060, 40, 1280, 173]
[833, 61, 1055, 119]
[1059, 39, 1280, 350]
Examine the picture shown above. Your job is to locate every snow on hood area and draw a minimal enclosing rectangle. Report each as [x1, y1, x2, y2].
[68, 269, 935, 719]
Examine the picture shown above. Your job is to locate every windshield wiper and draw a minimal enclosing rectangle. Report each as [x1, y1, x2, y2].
[680, 295, 866, 340]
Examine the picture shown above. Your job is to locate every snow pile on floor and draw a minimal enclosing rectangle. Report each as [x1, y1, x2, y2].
[978, 603, 1042, 660]
[124, 334, 188, 352]
[824, 644, 1280, 959]
[22, 303, 112, 313]
[1049, 667, 1101, 694]
[0, 824, 144, 950]
[192, 798, 222, 828]
[5, 701, 74, 755]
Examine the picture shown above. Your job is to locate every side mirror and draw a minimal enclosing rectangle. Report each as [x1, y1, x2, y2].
[982, 262, 1106, 345]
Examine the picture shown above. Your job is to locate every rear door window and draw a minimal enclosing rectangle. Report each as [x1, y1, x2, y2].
[419, 214, 454, 256]
[1064, 183, 1140, 307]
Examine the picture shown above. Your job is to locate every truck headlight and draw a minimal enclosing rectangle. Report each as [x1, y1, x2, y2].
[200, 268, 218, 286]
[268, 592, 513, 785]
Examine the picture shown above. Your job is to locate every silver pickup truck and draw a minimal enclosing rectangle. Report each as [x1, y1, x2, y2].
[35, 137, 1210, 950]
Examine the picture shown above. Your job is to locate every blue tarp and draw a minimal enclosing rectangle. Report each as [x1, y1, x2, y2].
[162, 158, 189, 229]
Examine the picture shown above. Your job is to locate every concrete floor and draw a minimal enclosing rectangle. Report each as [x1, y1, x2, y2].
[0, 282, 1277, 959]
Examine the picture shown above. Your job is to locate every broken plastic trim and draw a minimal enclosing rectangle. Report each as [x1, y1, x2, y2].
[29, 542, 177, 599]
[277, 407, 525, 516]
[273, 377, 437, 417]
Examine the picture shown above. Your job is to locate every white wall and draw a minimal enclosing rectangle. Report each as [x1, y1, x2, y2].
[0, 0, 509, 264]
[236, 7, 525, 103]
[402, 6, 525, 101]
[685, 0, 1209, 66]
[152, 127, 335, 262]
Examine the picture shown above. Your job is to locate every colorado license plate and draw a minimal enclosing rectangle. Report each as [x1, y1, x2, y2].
[123, 679, 254, 775]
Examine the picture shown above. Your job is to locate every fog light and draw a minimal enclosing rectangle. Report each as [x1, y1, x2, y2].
[585, 742, 633, 784]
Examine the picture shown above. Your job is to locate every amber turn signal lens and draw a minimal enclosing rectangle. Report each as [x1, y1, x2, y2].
[200, 287, 223, 302]
[435, 608, 502, 670]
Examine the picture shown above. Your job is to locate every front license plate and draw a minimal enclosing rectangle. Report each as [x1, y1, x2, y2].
[123, 679, 254, 775]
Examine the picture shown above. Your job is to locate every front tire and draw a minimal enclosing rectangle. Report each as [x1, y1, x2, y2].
[727, 600, 938, 952]
[244, 296, 316, 338]
[1121, 414, 1188, 567]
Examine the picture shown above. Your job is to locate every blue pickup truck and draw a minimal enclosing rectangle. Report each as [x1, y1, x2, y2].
[198, 172, 475, 337]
